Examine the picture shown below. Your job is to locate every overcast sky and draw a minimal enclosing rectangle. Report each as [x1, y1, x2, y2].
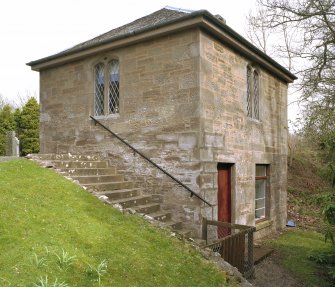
[1, 0, 258, 102]
[1, 0, 300, 122]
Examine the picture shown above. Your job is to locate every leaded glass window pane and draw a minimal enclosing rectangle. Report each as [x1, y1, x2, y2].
[246, 65, 252, 117]
[253, 70, 259, 119]
[94, 63, 105, 116]
[246, 65, 261, 120]
[108, 60, 120, 114]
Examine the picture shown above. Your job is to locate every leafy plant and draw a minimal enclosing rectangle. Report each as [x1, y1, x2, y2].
[86, 259, 108, 285]
[31, 253, 48, 268]
[309, 250, 335, 265]
[45, 246, 50, 256]
[329, 267, 335, 281]
[33, 276, 69, 287]
[54, 249, 76, 271]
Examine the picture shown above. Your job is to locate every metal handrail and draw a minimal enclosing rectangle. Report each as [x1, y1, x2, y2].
[90, 116, 212, 206]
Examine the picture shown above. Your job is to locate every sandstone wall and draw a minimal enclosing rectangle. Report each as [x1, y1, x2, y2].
[199, 32, 288, 238]
[39, 29, 206, 236]
[39, 28, 288, 238]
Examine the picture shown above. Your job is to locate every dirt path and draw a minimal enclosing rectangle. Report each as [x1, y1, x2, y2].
[250, 253, 301, 287]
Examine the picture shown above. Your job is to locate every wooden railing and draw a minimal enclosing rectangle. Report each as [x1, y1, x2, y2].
[202, 218, 256, 278]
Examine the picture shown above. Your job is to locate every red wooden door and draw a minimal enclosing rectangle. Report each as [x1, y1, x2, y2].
[217, 164, 232, 237]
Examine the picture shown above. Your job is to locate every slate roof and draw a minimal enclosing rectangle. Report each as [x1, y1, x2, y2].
[64, 8, 189, 54]
[27, 6, 296, 82]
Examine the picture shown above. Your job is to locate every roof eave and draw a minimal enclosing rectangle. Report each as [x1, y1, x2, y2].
[26, 13, 205, 71]
[27, 9, 296, 83]
[201, 11, 297, 82]
[199, 18, 296, 83]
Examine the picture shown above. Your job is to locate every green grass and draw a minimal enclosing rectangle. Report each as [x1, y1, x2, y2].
[0, 159, 235, 287]
[267, 229, 332, 287]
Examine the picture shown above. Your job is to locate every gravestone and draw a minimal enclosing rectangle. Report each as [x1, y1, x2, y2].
[5, 131, 19, 157]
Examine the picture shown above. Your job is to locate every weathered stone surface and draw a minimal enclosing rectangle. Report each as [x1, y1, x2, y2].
[199, 31, 288, 238]
[38, 27, 288, 239]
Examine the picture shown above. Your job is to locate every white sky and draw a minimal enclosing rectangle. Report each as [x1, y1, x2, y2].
[0, 0, 300, 123]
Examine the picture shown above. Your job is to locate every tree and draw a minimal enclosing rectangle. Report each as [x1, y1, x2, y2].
[0, 104, 16, 155]
[247, 0, 335, 120]
[248, 0, 335, 182]
[248, 1, 335, 281]
[16, 97, 40, 156]
[0, 94, 5, 109]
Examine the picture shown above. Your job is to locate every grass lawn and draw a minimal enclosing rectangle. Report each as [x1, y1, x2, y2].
[267, 229, 332, 287]
[0, 159, 237, 287]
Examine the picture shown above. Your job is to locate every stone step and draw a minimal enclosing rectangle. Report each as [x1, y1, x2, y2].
[54, 160, 108, 169]
[30, 153, 197, 243]
[110, 195, 152, 208]
[176, 229, 192, 239]
[164, 220, 182, 230]
[133, 203, 160, 214]
[72, 174, 124, 184]
[98, 188, 141, 200]
[60, 167, 117, 176]
[83, 181, 135, 192]
[192, 238, 207, 247]
[37, 153, 100, 161]
[148, 211, 171, 222]
[254, 246, 274, 265]
[33, 153, 197, 244]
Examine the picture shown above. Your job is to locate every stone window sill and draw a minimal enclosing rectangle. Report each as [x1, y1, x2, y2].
[256, 219, 273, 231]
[247, 117, 262, 124]
[92, 114, 120, 120]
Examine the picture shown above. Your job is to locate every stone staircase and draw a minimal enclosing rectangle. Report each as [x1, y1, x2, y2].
[32, 153, 191, 238]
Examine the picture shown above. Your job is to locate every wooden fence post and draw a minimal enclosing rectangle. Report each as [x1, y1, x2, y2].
[247, 229, 254, 276]
[202, 217, 207, 243]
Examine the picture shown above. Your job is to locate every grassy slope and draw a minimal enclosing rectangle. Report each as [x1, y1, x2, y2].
[287, 155, 329, 230]
[271, 146, 334, 286]
[0, 159, 235, 287]
[268, 229, 332, 287]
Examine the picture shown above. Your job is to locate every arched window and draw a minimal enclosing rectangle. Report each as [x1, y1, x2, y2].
[94, 63, 105, 116]
[253, 70, 259, 119]
[246, 65, 252, 117]
[246, 65, 260, 120]
[108, 60, 120, 114]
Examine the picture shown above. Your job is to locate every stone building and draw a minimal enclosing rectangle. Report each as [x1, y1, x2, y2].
[28, 7, 296, 239]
